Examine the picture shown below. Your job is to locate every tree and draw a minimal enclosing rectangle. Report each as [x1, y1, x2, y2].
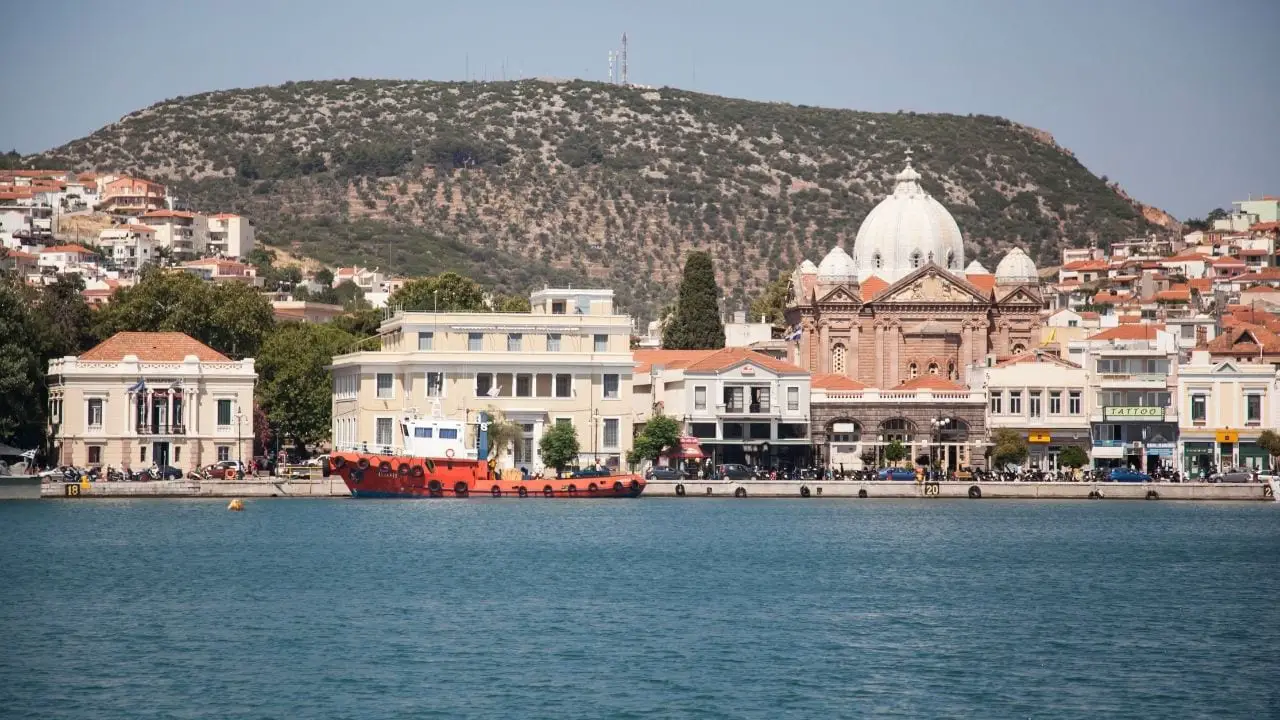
[389, 272, 487, 312]
[749, 275, 790, 329]
[482, 407, 524, 461]
[33, 274, 96, 360]
[492, 293, 531, 313]
[662, 251, 725, 349]
[332, 280, 369, 311]
[1059, 445, 1088, 470]
[256, 322, 355, 451]
[313, 268, 334, 287]
[332, 307, 383, 338]
[0, 275, 45, 447]
[627, 414, 682, 466]
[991, 428, 1028, 468]
[538, 422, 580, 471]
[883, 440, 907, 465]
[206, 281, 276, 359]
[1257, 430, 1280, 469]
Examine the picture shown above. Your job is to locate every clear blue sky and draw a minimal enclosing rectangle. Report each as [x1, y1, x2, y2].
[3, 0, 1277, 219]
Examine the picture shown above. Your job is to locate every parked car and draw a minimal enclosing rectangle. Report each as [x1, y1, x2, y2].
[304, 454, 329, 467]
[1213, 467, 1257, 483]
[1108, 467, 1151, 483]
[205, 460, 248, 480]
[645, 466, 684, 481]
[715, 464, 756, 481]
[878, 467, 918, 481]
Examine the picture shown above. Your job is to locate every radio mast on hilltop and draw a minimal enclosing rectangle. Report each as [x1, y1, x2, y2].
[608, 51, 615, 84]
[620, 32, 629, 85]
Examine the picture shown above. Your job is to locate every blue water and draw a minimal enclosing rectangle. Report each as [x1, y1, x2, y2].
[1, 499, 1277, 719]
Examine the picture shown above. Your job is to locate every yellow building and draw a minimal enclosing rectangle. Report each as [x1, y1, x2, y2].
[330, 288, 635, 472]
[47, 332, 256, 471]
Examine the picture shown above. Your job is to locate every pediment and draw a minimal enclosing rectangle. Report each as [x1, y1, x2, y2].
[869, 263, 990, 305]
[817, 285, 862, 305]
[996, 285, 1044, 305]
[1213, 361, 1239, 374]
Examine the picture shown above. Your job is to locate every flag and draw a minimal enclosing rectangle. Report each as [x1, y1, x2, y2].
[126, 378, 146, 393]
[783, 324, 803, 342]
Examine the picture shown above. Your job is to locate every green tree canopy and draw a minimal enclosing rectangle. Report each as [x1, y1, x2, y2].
[627, 414, 682, 466]
[748, 276, 790, 329]
[34, 274, 96, 360]
[662, 251, 725, 350]
[883, 439, 907, 464]
[313, 267, 334, 286]
[255, 322, 355, 450]
[482, 408, 524, 461]
[332, 280, 368, 311]
[538, 422, 580, 471]
[0, 275, 45, 447]
[389, 271, 488, 312]
[1257, 430, 1280, 465]
[1059, 445, 1088, 469]
[991, 428, 1029, 468]
[492, 293, 531, 312]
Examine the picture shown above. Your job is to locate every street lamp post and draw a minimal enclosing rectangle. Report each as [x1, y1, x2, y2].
[233, 407, 245, 475]
[931, 417, 952, 479]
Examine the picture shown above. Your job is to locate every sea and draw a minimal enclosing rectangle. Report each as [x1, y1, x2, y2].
[1, 498, 1276, 719]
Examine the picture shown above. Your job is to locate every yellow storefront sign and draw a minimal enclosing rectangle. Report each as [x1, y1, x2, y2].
[1215, 430, 1239, 443]
[1028, 431, 1052, 443]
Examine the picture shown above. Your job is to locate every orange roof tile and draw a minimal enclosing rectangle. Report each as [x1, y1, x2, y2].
[1250, 221, 1280, 232]
[1211, 256, 1246, 266]
[1189, 278, 1213, 292]
[811, 373, 871, 391]
[1079, 311, 1101, 320]
[79, 332, 229, 362]
[895, 376, 968, 391]
[1063, 259, 1110, 271]
[39, 244, 95, 254]
[682, 348, 807, 375]
[994, 351, 1081, 369]
[965, 273, 996, 295]
[1088, 325, 1161, 341]
[1205, 325, 1280, 354]
[5, 249, 38, 260]
[860, 275, 889, 300]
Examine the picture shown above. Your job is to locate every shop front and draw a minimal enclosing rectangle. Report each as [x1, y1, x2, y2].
[1023, 429, 1091, 470]
[1092, 406, 1177, 472]
[1181, 441, 1214, 479]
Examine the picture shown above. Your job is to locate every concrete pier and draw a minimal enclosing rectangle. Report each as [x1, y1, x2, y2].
[42, 478, 350, 499]
[643, 480, 1274, 501]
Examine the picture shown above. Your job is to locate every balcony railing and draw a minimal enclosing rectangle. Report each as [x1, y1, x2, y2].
[137, 423, 186, 435]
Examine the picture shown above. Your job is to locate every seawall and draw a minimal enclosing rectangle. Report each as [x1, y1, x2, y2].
[43, 478, 349, 499]
[643, 480, 1274, 501]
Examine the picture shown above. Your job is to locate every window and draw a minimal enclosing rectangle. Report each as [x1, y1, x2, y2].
[1191, 394, 1206, 424]
[1009, 391, 1022, 415]
[468, 332, 483, 351]
[909, 363, 919, 379]
[928, 363, 939, 376]
[1067, 320, 1078, 328]
[516, 374, 532, 397]
[476, 373, 493, 397]
[217, 399, 232, 426]
[88, 446, 102, 465]
[555, 374, 572, 398]
[551, 300, 566, 314]
[1181, 325, 1195, 340]
[87, 398, 104, 427]
[546, 333, 561, 352]
[217, 446, 230, 461]
[1246, 395, 1262, 425]
[507, 333, 522, 352]
[140, 446, 147, 463]
[414, 427, 434, 438]
[1029, 392, 1042, 418]
[426, 372, 444, 397]
[418, 331, 433, 351]
[946, 250, 956, 269]
[694, 386, 707, 411]
[787, 386, 799, 411]
[603, 374, 620, 399]
[909, 250, 922, 269]
[724, 386, 745, 412]
[594, 334, 608, 352]
[556, 417, 573, 429]
[1069, 390, 1082, 415]
[375, 418, 393, 446]
[1049, 391, 1062, 415]
[873, 252, 883, 269]
[439, 428, 458, 439]
[603, 419, 619, 448]
[174, 447, 180, 462]
[990, 392, 1003, 414]
[832, 344, 847, 375]
[376, 373, 394, 399]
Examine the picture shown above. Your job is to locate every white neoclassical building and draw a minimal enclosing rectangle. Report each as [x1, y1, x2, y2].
[1176, 350, 1279, 477]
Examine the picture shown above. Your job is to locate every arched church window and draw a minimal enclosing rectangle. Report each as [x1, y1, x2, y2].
[908, 362, 919, 378]
[1012, 343, 1026, 354]
[909, 251, 922, 269]
[928, 362, 940, 375]
[832, 343, 847, 375]
[947, 250, 956, 269]
[947, 361, 956, 379]
[873, 252, 883, 269]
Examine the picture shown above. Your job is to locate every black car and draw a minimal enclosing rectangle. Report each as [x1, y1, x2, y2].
[645, 466, 684, 481]
[716, 464, 756, 481]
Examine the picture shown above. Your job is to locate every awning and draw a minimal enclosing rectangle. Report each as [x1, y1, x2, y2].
[668, 436, 705, 459]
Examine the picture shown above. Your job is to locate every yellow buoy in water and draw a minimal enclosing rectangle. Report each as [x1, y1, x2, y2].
[227, 498, 245, 512]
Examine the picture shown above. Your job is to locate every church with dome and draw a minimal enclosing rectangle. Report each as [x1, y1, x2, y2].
[785, 160, 1046, 470]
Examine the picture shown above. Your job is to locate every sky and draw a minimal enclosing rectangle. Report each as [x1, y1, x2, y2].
[3, 0, 1277, 220]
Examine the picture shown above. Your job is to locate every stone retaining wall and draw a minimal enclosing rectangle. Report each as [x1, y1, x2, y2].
[643, 480, 1272, 501]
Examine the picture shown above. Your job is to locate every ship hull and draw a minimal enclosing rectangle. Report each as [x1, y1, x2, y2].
[330, 452, 645, 499]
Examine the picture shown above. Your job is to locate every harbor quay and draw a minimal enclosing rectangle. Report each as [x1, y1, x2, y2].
[36, 478, 1275, 501]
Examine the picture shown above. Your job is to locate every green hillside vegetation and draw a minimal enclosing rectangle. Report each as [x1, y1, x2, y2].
[35, 79, 1156, 320]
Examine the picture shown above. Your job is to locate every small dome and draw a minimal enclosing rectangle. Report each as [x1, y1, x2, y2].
[995, 247, 1038, 285]
[799, 259, 818, 274]
[964, 260, 989, 274]
[852, 161, 965, 282]
[817, 246, 858, 283]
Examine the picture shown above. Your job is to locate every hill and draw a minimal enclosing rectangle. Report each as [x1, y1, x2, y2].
[35, 79, 1160, 319]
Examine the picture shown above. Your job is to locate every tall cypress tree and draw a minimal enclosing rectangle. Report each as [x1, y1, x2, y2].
[662, 251, 725, 349]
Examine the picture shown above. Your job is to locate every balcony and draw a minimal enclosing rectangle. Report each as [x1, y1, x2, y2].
[137, 423, 186, 436]
[718, 403, 773, 416]
[1097, 373, 1169, 388]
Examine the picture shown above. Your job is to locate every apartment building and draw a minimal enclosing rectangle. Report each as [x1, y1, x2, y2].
[970, 350, 1090, 469]
[1176, 350, 1278, 477]
[331, 288, 635, 472]
[207, 213, 255, 258]
[47, 332, 256, 471]
[99, 225, 158, 272]
[141, 210, 207, 258]
[99, 176, 167, 215]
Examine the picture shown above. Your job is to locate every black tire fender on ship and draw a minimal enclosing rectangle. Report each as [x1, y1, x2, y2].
[428, 479, 442, 494]
[1088, 489, 1101, 499]
[350, 468, 364, 485]
[454, 481, 469, 497]
[1146, 489, 1159, 501]
[588, 483, 599, 494]
[410, 465, 424, 479]
[491, 485, 502, 497]
[613, 481, 624, 493]
[858, 488, 868, 499]
[518, 486, 529, 498]
[968, 485, 982, 499]
[543, 485, 554, 498]
[800, 485, 811, 498]
[356, 458, 370, 471]
[675, 483, 686, 497]
[630, 479, 641, 494]
[378, 461, 392, 474]
[735, 487, 747, 498]
[567, 484, 577, 495]
[330, 455, 346, 469]
[397, 463, 410, 476]
[706, 486, 713, 496]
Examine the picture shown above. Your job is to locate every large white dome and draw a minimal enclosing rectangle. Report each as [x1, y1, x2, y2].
[852, 162, 965, 282]
[816, 246, 857, 283]
[995, 247, 1038, 285]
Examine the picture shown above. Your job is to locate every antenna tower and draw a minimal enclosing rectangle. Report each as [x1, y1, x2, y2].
[620, 32, 629, 85]
[608, 51, 615, 84]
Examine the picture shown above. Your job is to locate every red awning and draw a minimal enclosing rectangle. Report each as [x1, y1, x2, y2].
[670, 436, 705, 459]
